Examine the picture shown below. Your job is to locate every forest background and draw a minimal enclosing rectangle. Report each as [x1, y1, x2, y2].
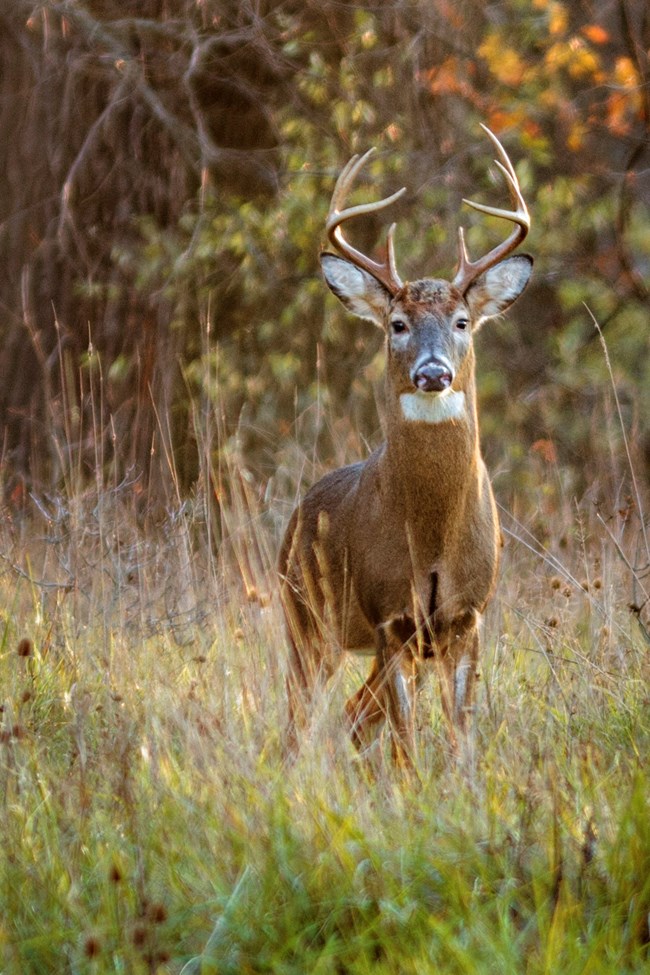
[1, 2, 649, 974]
[1, 0, 649, 507]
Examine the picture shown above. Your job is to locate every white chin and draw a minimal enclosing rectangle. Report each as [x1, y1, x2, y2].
[399, 389, 466, 424]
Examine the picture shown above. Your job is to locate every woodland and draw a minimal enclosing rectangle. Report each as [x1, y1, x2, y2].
[1, 0, 649, 505]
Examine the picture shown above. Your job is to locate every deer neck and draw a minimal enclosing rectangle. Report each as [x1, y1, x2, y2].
[383, 387, 479, 479]
[380, 367, 481, 544]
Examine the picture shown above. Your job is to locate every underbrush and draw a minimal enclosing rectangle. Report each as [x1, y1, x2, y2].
[0, 434, 648, 974]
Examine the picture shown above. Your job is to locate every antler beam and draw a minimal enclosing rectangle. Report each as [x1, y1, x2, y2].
[325, 148, 406, 295]
[452, 125, 530, 294]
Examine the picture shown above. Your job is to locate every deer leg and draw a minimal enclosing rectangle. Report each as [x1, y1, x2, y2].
[346, 654, 417, 767]
[344, 657, 385, 751]
[284, 633, 311, 756]
[435, 611, 480, 750]
[345, 627, 418, 769]
[376, 625, 418, 770]
[284, 623, 336, 758]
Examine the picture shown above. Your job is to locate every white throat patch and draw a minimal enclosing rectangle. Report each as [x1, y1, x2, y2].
[400, 389, 467, 424]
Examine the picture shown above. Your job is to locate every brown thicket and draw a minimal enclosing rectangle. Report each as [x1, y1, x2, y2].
[1, 0, 648, 504]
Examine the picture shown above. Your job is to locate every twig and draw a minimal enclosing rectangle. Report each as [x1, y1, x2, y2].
[50, 1, 201, 170]
[0, 552, 75, 592]
[498, 509, 631, 644]
[58, 73, 132, 241]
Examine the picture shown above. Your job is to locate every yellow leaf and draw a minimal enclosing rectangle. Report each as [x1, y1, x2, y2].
[567, 121, 587, 152]
[567, 43, 600, 79]
[549, 1, 568, 36]
[478, 34, 526, 86]
[545, 40, 571, 70]
[614, 56, 640, 88]
[545, 38, 601, 80]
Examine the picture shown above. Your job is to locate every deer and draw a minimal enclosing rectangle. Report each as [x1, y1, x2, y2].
[278, 126, 532, 768]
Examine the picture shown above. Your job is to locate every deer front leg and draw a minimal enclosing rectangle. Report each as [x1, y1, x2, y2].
[344, 656, 385, 751]
[346, 622, 418, 769]
[435, 610, 480, 750]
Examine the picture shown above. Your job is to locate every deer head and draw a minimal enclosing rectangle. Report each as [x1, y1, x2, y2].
[320, 127, 532, 424]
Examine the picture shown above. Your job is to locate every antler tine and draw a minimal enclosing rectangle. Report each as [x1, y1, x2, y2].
[325, 147, 406, 295]
[327, 149, 375, 219]
[453, 125, 530, 294]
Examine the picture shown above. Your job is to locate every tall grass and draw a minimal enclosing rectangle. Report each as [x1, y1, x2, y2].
[0, 345, 648, 974]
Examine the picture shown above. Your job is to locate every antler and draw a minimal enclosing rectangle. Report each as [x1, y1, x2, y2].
[325, 148, 407, 295]
[453, 124, 530, 294]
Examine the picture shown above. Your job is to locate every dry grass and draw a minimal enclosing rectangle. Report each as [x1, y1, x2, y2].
[0, 388, 648, 974]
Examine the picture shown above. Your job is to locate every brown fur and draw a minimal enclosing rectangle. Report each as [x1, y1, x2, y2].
[279, 257, 532, 767]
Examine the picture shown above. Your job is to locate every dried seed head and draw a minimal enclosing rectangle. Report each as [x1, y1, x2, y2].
[83, 936, 101, 958]
[131, 924, 148, 947]
[147, 902, 168, 924]
[109, 862, 123, 883]
[0, 725, 26, 744]
[17, 639, 33, 657]
[582, 817, 598, 865]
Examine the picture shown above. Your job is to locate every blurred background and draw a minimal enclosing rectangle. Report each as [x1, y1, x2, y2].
[1, 0, 648, 516]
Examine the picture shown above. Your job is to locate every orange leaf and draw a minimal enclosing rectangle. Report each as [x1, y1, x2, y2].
[531, 439, 558, 464]
[582, 24, 610, 45]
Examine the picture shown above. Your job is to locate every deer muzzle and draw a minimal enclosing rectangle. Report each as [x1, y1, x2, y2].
[412, 358, 453, 393]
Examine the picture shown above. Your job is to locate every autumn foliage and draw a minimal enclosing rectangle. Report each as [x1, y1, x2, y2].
[0, 0, 648, 504]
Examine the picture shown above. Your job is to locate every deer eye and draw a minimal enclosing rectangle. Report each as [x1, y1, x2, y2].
[391, 319, 408, 335]
[455, 317, 469, 331]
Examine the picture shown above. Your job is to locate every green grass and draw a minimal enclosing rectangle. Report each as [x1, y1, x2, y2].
[0, 466, 648, 975]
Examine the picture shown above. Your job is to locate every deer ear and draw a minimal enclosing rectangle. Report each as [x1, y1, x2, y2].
[320, 253, 391, 327]
[465, 254, 533, 327]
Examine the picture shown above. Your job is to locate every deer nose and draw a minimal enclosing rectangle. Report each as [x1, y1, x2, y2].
[412, 359, 453, 393]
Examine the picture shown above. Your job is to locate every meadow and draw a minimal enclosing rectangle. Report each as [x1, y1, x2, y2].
[0, 400, 648, 975]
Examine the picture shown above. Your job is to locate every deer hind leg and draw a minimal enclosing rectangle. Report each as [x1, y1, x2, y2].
[283, 624, 339, 758]
[284, 631, 312, 756]
[435, 610, 480, 751]
[281, 574, 338, 757]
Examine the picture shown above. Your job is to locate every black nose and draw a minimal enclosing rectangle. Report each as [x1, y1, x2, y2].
[413, 361, 453, 393]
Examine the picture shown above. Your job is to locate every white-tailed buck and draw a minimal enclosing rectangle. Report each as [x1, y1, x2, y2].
[279, 127, 532, 766]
